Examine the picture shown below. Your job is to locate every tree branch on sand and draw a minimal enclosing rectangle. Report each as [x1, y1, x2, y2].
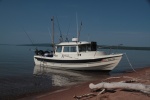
[73, 93, 96, 100]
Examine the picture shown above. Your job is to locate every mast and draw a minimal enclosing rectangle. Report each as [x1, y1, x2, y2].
[51, 16, 55, 51]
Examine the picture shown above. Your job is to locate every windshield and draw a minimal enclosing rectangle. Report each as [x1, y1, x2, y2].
[56, 46, 62, 52]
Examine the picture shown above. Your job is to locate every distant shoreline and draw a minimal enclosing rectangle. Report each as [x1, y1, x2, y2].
[99, 45, 150, 51]
[1, 43, 150, 51]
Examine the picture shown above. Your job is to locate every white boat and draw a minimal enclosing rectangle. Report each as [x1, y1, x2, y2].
[34, 16, 123, 71]
[34, 38, 123, 71]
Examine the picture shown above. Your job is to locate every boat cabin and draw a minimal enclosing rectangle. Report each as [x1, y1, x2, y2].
[35, 38, 97, 58]
[55, 41, 97, 53]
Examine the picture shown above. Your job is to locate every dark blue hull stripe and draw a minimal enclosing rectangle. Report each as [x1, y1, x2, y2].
[35, 55, 121, 63]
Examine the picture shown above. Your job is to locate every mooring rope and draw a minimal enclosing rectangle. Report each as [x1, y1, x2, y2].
[124, 53, 136, 72]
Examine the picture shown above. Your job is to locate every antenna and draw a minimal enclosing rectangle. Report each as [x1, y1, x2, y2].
[88, 33, 90, 41]
[76, 13, 79, 41]
[65, 18, 71, 42]
[78, 21, 82, 41]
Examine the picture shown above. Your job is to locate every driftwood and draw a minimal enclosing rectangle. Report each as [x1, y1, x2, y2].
[73, 89, 106, 99]
[89, 82, 150, 94]
[102, 76, 150, 82]
[97, 89, 106, 95]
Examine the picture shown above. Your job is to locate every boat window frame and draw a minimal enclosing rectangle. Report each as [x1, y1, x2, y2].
[79, 44, 91, 52]
[56, 46, 62, 52]
[63, 46, 77, 52]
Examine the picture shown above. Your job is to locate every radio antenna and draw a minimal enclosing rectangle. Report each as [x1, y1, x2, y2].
[65, 18, 71, 42]
[78, 21, 82, 41]
[76, 13, 79, 41]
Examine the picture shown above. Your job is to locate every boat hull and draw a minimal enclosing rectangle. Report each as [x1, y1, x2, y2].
[34, 54, 122, 71]
[34, 54, 123, 71]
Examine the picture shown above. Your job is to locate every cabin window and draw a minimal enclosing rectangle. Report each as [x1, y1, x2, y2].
[79, 45, 86, 52]
[56, 46, 62, 52]
[63, 46, 76, 52]
[70, 46, 76, 52]
[64, 46, 69, 52]
[91, 42, 97, 51]
[87, 44, 91, 51]
[79, 44, 91, 52]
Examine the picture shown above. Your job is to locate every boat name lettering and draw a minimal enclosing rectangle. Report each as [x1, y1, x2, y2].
[102, 58, 115, 62]
[108, 58, 115, 61]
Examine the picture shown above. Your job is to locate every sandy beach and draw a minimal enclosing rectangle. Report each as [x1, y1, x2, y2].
[19, 67, 150, 100]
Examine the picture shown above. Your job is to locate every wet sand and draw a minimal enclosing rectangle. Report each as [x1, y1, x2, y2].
[19, 67, 150, 100]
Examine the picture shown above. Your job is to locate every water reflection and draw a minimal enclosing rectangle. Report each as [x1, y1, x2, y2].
[0, 65, 109, 100]
[33, 65, 109, 86]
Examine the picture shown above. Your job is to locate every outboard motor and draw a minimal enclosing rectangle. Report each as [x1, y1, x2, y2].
[44, 51, 53, 57]
[44, 51, 50, 57]
[49, 51, 53, 57]
[38, 50, 44, 56]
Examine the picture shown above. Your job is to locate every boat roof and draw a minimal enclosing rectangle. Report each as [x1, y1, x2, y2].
[56, 41, 90, 46]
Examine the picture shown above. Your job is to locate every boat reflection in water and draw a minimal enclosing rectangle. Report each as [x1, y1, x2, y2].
[0, 65, 110, 99]
[33, 65, 109, 87]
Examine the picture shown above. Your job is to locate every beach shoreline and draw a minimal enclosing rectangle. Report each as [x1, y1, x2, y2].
[19, 67, 150, 100]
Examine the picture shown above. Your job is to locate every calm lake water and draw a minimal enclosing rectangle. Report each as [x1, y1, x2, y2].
[0, 45, 150, 99]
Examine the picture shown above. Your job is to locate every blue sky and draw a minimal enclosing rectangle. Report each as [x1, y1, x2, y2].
[0, 0, 150, 46]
